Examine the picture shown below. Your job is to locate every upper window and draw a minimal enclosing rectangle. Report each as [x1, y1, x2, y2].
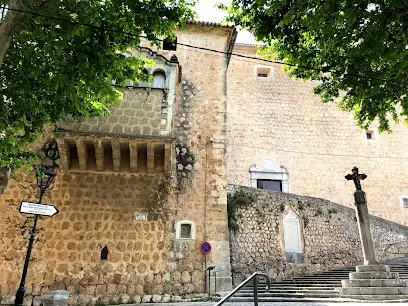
[249, 159, 289, 192]
[255, 66, 273, 79]
[365, 128, 377, 141]
[257, 179, 282, 192]
[401, 196, 408, 208]
[151, 71, 166, 88]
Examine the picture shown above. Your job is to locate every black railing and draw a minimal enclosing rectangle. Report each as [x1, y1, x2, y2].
[214, 272, 270, 306]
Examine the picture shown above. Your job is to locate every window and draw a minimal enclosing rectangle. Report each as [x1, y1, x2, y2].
[180, 224, 192, 239]
[365, 128, 377, 141]
[249, 159, 289, 192]
[175, 220, 196, 240]
[101, 246, 108, 260]
[255, 66, 273, 79]
[257, 179, 282, 192]
[401, 196, 408, 208]
[151, 71, 166, 88]
[163, 37, 177, 51]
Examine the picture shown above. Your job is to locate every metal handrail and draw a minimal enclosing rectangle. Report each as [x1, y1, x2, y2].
[214, 272, 271, 306]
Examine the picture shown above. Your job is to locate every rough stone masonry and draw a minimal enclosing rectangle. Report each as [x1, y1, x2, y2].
[229, 185, 408, 286]
[0, 23, 236, 305]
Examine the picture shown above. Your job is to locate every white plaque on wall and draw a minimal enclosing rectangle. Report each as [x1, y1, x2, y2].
[135, 213, 148, 221]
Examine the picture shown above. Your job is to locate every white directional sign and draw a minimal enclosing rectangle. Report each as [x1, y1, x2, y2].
[19, 202, 59, 217]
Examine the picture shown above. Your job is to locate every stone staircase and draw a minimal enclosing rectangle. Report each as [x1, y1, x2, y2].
[221, 263, 408, 303]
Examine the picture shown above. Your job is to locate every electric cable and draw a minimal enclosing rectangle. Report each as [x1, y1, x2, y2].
[1, 5, 406, 86]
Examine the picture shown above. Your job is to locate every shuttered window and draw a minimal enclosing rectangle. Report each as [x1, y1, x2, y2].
[151, 71, 166, 88]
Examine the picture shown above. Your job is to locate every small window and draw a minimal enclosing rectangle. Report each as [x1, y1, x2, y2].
[101, 246, 108, 260]
[175, 220, 196, 240]
[256, 67, 272, 78]
[365, 128, 376, 140]
[401, 196, 408, 208]
[151, 71, 166, 88]
[180, 224, 192, 239]
[163, 37, 177, 51]
[257, 179, 282, 192]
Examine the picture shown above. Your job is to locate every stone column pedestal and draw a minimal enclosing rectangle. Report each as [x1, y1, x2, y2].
[339, 264, 408, 300]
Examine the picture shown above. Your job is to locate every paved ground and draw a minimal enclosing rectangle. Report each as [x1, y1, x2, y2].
[135, 302, 408, 306]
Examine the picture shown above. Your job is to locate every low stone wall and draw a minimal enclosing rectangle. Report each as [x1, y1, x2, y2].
[229, 185, 408, 285]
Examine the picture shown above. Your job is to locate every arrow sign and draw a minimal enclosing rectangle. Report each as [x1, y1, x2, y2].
[19, 202, 59, 217]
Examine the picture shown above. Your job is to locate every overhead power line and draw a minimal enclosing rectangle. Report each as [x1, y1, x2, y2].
[0, 5, 406, 86]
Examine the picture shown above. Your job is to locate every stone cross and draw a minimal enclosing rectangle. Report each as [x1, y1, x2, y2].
[345, 167, 379, 265]
[345, 167, 367, 191]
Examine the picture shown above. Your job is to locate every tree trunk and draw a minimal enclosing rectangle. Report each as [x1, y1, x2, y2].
[0, 1, 27, 68]
[0, 167, 10, 196]
[0, 0, 47, 68]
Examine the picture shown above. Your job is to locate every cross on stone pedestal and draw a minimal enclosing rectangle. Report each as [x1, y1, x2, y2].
[345, 167, 367, 191]
[345, 167, 379, 265]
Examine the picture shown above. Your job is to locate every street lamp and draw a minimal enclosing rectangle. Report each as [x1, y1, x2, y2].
[15, 168, 55, 306]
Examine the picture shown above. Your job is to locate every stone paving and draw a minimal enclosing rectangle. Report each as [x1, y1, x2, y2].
[133, 302, 408, 306]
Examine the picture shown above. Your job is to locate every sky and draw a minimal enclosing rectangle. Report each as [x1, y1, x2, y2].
[193, 0, 256, 44]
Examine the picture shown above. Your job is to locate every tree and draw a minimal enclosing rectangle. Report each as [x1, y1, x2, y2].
[0, 0, 195, 171]
[222, 0, 408, 131]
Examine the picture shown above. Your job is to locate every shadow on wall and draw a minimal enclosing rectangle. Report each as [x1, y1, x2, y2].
[228, 185, 408, 285]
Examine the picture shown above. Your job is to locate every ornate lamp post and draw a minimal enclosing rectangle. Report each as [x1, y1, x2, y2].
[15, 168, 55, 306]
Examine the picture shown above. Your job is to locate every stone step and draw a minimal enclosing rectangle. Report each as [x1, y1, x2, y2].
[340, 286, 408, 295]
[293, 272, 355, 280]
[342, 279, 408, 287]
[249, 281, 341, 286]
[341, 295, 408, 301]
[240, 289, 338, 293]
[355, 265, 390, 273]
[215, 296, 389, 303]
[349, 271, 400, 280]
[233, 293, 339, 298]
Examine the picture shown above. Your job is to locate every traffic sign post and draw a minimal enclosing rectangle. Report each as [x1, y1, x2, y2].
[15, 169, 56, 306]
[200, 241, 212, 254]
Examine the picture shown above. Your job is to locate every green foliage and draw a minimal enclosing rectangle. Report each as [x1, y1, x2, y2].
[0, 0, 196, 169]
[328, 208, 338, 214]
[222, 0, 408, 132]
[303, 216, 309, 228]
[227, 190, 255, 232]
[279, 203, 285, 212]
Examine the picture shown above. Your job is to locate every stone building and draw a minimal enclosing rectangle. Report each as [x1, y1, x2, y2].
[0, 22, 236, 304]
[1, 20, 408, 304]
[227, 43, 408, 225]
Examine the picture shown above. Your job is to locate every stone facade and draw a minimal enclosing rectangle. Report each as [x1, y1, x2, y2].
[1, 20, 408, 306]
[229, 185, 408, 285]
[0, 23, 235, 304]
[227, 44, 408, 225]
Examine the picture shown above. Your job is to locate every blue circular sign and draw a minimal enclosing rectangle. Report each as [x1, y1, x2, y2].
[200, 241, 212, 254]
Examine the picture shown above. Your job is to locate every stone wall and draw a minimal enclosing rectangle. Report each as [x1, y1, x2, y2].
[73, 89, 166, 137]
[226, 44, 408, 225]
[229, 185, 408, 285]
[0, 24, 235, 305]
